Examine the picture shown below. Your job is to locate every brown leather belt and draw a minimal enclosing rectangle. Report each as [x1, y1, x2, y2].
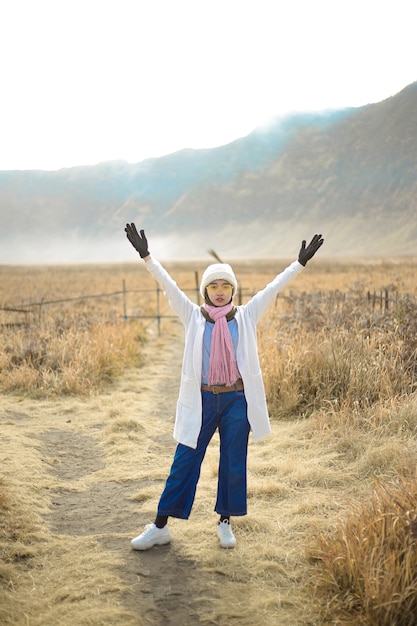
[201, 379, 244, 394]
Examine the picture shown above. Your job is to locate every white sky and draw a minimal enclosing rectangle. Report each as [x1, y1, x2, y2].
[1, 0, 416, 171]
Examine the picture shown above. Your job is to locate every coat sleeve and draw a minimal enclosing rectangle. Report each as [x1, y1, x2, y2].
[144, 257, 197, 325]
[242, 260, 303, 323]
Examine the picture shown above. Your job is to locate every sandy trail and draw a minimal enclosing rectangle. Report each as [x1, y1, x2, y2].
[41, 321, 215, 625]
[1, 318, 324, 625]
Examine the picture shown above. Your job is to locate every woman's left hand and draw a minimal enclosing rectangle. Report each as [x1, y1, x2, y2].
[298, 234, 324, 266]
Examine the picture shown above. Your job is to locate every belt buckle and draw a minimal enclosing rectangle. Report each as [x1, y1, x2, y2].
[212, 385, 220, 394]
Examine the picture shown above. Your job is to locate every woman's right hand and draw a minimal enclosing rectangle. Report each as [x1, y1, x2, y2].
[125, 223, 150, 258]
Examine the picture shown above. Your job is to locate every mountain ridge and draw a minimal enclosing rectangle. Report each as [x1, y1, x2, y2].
[1, 83, 416, 262]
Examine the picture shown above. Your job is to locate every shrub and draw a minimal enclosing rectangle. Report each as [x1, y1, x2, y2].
[0, 311, 145, 396]
[260, 291, 417, 418]
[309, 476, 417, 625]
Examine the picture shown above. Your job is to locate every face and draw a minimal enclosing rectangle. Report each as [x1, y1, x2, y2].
[206, 280, 233, 306]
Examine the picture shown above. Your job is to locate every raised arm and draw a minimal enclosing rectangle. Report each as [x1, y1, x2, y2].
[243, 233, 324, 322]
[124, 222, 197, 324]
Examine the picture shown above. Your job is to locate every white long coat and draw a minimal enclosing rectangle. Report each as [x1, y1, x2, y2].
[145, 257, 303, 449]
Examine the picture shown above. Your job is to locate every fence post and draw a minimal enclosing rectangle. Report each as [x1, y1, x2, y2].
[156, 285, 161, 336]
[122, 279, 127, 319]
[195, 271, 200, 305]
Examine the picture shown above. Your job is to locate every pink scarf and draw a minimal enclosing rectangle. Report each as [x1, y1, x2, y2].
[204, 303, 240, 386]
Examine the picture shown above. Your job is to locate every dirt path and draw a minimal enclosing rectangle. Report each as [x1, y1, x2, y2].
[1, 319, 327, 625]
[39, 320, 218, 625]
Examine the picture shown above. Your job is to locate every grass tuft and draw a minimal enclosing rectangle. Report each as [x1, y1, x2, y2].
[309, 476, 417, 625]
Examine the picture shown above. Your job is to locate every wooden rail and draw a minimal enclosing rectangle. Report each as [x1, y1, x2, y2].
[0, 282, 411, 335]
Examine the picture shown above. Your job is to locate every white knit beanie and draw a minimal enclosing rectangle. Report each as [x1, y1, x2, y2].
[200, 263, 238, 298]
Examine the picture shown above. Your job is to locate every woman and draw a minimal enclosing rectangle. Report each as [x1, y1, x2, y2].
[125, 223, 323, 549]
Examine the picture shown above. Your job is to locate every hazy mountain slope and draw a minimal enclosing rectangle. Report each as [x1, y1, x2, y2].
[165, 83, 417, 257]
[1, 83, 416, 261]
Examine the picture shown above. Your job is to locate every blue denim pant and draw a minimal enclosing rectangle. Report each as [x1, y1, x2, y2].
[157, 389, 250, 519]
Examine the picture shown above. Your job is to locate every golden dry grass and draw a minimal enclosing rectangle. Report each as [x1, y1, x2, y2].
[1, 256, 417, 625]
[309, 475, 417, 625]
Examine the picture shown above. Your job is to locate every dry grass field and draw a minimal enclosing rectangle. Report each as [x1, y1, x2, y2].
[1, 256, 417, 625]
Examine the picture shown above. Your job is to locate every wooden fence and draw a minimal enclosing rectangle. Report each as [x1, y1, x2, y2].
[367, 289, 399, 312]
[0, 266, 257, 334]
[0, 275, 251, 335]
[0, 281, 412, 335]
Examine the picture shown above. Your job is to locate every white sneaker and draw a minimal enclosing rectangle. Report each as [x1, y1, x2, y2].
[131, 523, 171, 550]
[217, 520, 237, 549]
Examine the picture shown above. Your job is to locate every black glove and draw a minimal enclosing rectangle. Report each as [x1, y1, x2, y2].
[125, 223, 149, 258]
[298, 234, 324, 266]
